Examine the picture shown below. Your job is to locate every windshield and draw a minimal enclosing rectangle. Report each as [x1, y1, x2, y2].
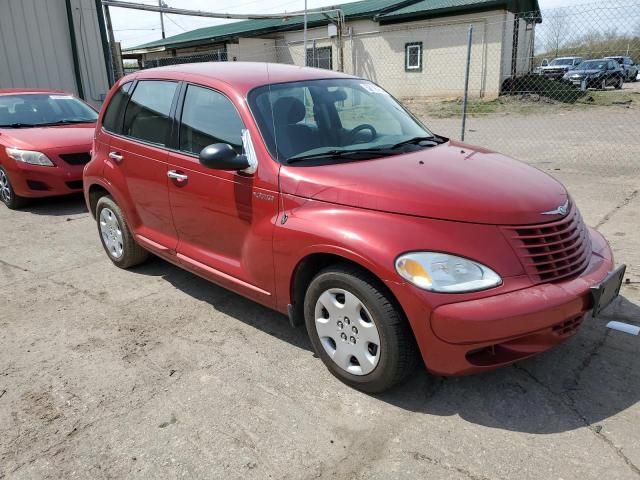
[577, 60, 608, 70]
[550, 58, 575, 66]
[248, 79, 433, 164]
[0, 93, 97, 128]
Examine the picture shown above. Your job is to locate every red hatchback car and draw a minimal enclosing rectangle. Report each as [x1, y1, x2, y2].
[84, 63, 624, 392]
[0, 89, 97, 209]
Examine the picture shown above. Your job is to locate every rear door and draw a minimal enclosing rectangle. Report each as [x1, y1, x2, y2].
[166, 83, 277, 305]
[108, 79, 180, 252]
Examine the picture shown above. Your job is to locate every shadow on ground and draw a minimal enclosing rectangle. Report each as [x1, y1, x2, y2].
[131, 256, 640, 435]
[19, 193, 87, 216]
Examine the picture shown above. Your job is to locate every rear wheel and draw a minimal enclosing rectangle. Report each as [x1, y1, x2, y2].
[601, 78, 608, 90]
[304, 264, 419, 393]
[615, 77, 624, 89]
[96, 195, 148, 269]
[0, 167, 27, 210]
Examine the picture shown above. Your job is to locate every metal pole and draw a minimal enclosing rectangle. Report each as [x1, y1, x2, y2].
[461, 25, 473, 142]
[103, 5, 124, 79]
[303, 0, 307, 66]
[159, 0, 166, 39]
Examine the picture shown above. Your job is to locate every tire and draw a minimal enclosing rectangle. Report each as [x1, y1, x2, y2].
[615, 77, 623, 90]
[96, 195, 148, 269]
[601, 78, 607, 90]
[304, 264, 419, 393]
[0, 166, 28, 210]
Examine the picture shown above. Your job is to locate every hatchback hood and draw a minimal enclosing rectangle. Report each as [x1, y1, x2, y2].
[280, 141, 568, 226]
[0, 123, 95, 151]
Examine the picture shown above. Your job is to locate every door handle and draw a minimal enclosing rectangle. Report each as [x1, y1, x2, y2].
[108, 151, 123, 163]
[167, 170, 188, 181]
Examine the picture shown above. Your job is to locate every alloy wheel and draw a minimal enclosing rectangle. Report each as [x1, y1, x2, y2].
[99, 207, 124, 259]
[314, 288, 381, 375]
[0, 169, 13, 204]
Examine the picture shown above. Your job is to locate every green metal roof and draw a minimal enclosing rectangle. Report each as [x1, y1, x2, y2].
[377, 0, 541, 22]
[127, 0, 540, 52]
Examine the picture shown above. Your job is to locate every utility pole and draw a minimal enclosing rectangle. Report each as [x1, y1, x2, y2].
[103, 4, 124, 79]
[303, 0, 307, 66]
[159, 0, 166, 39]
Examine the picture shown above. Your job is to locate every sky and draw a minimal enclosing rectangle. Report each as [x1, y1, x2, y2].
[109, 0, 605, 49]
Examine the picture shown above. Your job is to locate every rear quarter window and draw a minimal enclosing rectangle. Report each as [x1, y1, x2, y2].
[102, 82, 132, 134]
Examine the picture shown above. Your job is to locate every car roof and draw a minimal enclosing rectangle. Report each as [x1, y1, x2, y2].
[0, 88, 68, 96]
[129, 62, 357, 94]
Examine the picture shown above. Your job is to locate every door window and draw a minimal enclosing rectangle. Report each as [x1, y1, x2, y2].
[179, 84, 245, 155]
[102, 82, 132, 133]
[122, 80, 178, 146]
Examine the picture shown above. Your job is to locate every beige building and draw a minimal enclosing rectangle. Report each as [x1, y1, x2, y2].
[124, 0, 541, 99]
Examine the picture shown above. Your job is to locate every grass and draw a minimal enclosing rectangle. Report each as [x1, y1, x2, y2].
[404, 85, 639, 119]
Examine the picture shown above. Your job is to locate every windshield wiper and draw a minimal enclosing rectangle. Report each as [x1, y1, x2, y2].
[0, 122, 38, 128]
[287, 148, 398, 164]
[38, 119, 95, 126]
[389, 136, 440, 149]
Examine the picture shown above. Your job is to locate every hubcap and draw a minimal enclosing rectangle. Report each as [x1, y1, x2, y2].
[314, 288, 381, 376]
[0, 170, 12, 204]
[99, 208, 124, 259]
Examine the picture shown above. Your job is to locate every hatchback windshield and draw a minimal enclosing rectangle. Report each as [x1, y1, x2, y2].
[0, 94, 97, 128]
[248, 79, 434, 164]
[576, 60, 608, 70]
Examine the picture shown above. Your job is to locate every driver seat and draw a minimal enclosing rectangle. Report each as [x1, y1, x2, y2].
[272, 97, 320, 159]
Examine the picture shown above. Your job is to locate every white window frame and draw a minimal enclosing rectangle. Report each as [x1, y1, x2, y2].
[405, 42, 423, 72]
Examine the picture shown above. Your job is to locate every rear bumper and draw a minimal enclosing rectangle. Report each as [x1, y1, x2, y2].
[404, 228, 614, 376]
[4, 160, 84, 198]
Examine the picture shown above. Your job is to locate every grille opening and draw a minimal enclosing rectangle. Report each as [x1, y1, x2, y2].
[59, 152, 91, 165]
[503, 203, 591, 283]
[27, 180, 49, 191]
[65, 180, 83, 190]
[552, 316, 583, 336]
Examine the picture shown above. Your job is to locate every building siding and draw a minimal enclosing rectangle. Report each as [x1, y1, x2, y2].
[0, 0, 109, 107]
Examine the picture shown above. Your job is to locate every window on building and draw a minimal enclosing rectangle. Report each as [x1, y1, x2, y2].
[306, 46, 333, 70]
[405, 42, 423, 72]
[122, 80, 178, 146]
[179, 84, 245, 155]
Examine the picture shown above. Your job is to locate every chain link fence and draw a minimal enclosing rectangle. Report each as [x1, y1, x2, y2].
[120, 1, 640, 176]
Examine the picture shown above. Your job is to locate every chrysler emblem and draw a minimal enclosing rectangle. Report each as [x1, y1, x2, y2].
[542, 199, 569, 216]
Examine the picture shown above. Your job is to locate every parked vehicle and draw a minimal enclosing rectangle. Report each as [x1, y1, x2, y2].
[0, 89, 97, 209]
[563, 59, 625, 90]
[604, 56, 638, 82]
[84, 63, 623, 392]
[536, 57, 584, 79]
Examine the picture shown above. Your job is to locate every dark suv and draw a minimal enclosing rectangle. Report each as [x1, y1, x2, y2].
[605, 56, 638, 82]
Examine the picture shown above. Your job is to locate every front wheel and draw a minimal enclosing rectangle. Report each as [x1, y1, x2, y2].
[615, 77, 624, 90]
[96, 195, 148, 269]
[0, 167, 27, 210]
[304, 264, 419, 393]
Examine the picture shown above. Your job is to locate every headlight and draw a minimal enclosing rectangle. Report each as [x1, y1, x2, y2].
[395, 252, 502, 293]
[6, 147, 55, 167]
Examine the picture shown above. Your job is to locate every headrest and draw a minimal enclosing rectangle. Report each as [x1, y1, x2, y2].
[272, 97, 305, 125]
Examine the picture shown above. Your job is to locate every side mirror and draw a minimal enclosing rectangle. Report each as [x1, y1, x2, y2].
[199, 143, 250, 171]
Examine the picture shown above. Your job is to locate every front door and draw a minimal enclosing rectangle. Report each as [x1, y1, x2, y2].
[167, 84, 278, 304]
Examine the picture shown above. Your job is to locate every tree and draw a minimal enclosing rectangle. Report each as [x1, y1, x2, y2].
[542, 11, 568, 58]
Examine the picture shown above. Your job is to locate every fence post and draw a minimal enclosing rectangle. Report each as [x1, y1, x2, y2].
[461, 25, 473, 142]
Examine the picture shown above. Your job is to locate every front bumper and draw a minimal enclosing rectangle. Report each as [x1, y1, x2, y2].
[4, 160, 84, 198]
[402, 228, 614, 376]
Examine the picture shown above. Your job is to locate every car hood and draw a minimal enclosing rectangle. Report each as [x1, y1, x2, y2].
[568, 69, 604, 75]
[541, 65, 569, 70]
[0, 123, 95, 151]
[280, 141, 568, 226]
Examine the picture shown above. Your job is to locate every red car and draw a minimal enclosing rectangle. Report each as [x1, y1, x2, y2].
[0, 89, 98, 209]
[84, 63, 624, 392]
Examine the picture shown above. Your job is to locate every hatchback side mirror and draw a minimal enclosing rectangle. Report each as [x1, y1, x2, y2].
[199, 143, 250, 171]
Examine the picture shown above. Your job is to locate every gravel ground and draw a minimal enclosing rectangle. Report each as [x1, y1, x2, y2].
[1, 106, 639, 479]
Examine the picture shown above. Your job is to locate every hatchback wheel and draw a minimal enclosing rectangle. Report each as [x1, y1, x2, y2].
[0, 167, 27, 210]
[304, 264, 418, 393]
[96, 195, 148, 268]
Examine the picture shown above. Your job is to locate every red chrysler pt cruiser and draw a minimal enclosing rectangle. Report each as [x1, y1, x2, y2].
[0, 89, 97, 209]
[83, 63, 624, 392]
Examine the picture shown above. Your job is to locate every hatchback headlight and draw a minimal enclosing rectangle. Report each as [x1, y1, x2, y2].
[6, 147, 55, 166]
[395, 252, 502, 293]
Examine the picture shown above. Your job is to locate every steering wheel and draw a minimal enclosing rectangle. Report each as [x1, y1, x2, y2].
[346, 124, 377, 144]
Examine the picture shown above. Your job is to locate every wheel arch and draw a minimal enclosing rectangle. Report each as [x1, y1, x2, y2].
[288, 250, 407, 329]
